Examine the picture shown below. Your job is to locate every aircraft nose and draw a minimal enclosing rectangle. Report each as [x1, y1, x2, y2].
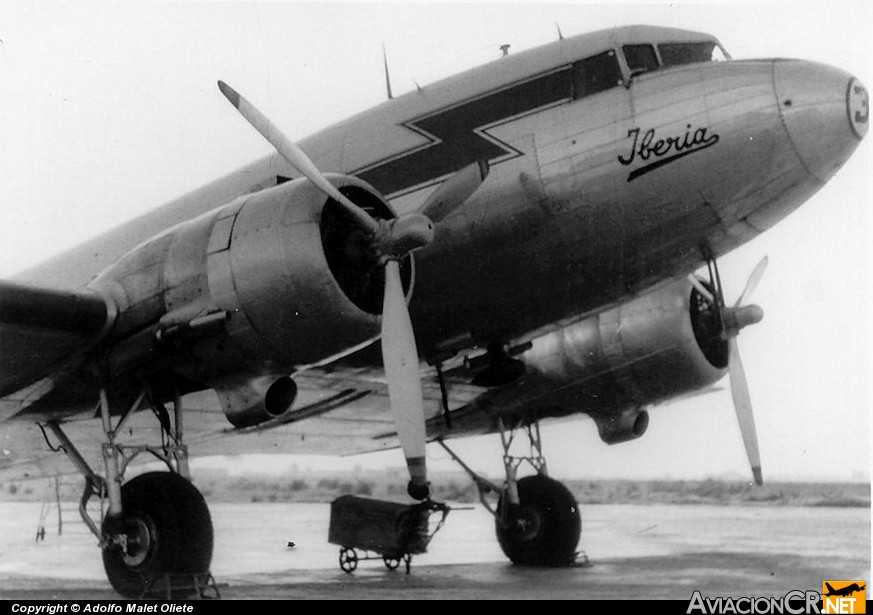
[774, 60, 867, 183]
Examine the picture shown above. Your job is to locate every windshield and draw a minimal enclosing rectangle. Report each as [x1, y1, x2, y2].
[623, 44, 659, 76]
[658, 42, 724, 67]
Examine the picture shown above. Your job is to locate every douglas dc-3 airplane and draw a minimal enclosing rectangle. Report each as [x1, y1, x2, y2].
[823, 583, 866, 598]
[0, 24, 867, 597]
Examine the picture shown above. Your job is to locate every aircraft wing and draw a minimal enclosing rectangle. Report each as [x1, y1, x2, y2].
[0, 348, 488, 483]
[0, 280, 113, 401]
[0, 316, 731, 486]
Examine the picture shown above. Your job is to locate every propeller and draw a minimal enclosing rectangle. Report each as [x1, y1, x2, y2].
[419, 160, 489, 223]
[689, 256, 767, 486]
[219, 80, 434, 499]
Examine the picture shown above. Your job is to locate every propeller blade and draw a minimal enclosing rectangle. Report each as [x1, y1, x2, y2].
[688, 274, 716, 304]
[218, 80, 379, 234]
[728, 337, 763, 486]
[219, 81, 433, 498]
[420, 160, 489, 223]
[381, 260, 429, 500]
[735, 255, 769, 307]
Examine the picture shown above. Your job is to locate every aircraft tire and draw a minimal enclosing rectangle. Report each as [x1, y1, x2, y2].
[101, 472, 213, 598]
[495, 474, 581, 567]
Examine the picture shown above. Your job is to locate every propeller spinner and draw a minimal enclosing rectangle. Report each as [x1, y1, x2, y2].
[689, 256, 767, 486]
[218, 80, 433, 499]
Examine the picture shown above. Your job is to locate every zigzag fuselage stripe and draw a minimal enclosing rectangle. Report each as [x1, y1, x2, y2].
[355, 67, 573, 197]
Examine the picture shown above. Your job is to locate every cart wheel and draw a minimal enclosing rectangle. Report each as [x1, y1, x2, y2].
[339, 548, 358, 573]
[383, 556, 401, 570]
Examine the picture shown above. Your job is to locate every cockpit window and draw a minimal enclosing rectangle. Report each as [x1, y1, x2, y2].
[659, 42, 720, 67]
[572, 50, 623, 99]
[623, 44, 659, 76]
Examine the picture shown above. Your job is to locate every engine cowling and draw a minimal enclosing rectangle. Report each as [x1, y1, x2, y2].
[90, 174, 407, 427]
[520, 276, 726, 443]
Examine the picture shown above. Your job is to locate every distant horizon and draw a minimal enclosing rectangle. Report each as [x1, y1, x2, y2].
[190, 453, 872, 485]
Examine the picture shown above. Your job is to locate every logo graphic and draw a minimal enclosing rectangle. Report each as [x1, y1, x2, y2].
[847, 78, 869, 139]
[354, 67, 573, 197]
[687, 584, 869, 614]
[618, 123, 719, 182]
[822, 581, 866, 614]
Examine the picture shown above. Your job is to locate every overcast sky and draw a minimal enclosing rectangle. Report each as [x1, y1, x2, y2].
[0, 0, 869, 482]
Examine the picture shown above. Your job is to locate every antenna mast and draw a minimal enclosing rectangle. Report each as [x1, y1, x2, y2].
[382, 44, 393, 100]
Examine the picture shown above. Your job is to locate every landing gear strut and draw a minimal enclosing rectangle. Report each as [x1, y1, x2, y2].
[43, 385, 216, 598]
[438, 417, 581, 567]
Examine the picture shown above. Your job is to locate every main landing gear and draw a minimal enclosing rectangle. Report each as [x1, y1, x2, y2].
[42, 386, 216, 599]
[437, 418, 582, 567]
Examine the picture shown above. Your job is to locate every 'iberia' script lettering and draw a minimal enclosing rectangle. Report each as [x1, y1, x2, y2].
[618, 124, 720, 181]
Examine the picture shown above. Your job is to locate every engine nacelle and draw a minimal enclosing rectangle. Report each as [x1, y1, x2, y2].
[90, 174, 406, 427]
[521, 277, 726, 443]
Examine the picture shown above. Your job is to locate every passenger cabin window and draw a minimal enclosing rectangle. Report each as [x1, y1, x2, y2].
[572, 50, 623, 99]
[623, 44, 659, 76]
[658, 42, 720, 67]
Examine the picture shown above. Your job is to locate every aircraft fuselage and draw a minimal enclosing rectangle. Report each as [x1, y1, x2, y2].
[392, 58, 863, 357]
[16, 25, 866, 383]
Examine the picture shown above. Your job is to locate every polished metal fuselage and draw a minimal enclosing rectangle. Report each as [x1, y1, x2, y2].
[395, 59, 860, 357]
[17, 29, 864, 376]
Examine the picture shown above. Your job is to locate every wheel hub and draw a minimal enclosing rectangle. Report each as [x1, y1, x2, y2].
[120, 516, 155, 568]
[509, 506, 543, 542]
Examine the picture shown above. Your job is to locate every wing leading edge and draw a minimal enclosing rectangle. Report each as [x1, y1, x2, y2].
[0, 280, 113, 397]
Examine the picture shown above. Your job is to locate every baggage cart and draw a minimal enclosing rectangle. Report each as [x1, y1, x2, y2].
[327, 495, 450, 573]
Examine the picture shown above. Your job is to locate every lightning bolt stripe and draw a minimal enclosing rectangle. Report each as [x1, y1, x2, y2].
[354, 66, 574, 198]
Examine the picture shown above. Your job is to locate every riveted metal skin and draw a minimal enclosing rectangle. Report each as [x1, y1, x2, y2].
[426, 277, 725, 444]
[512, 277, 724, 442]
[5, 26, 864, 437]
[528, 276, 720, 389]
[89, 175, 391, 423]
